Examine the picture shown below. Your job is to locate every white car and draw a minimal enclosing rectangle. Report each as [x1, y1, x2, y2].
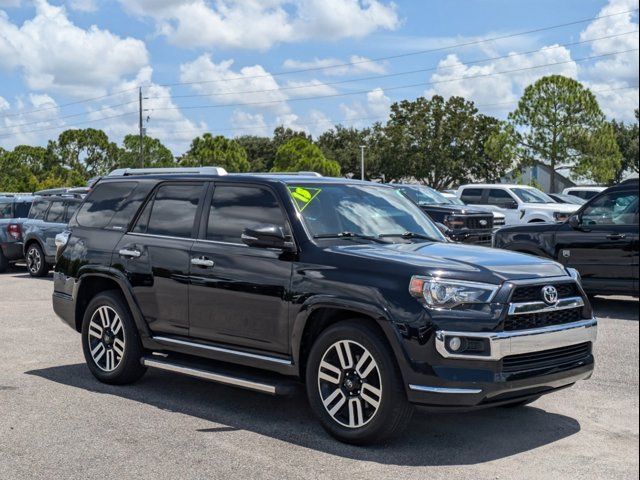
[562, 186, 605, 201]
[440, 191, 506, 227]
[456, 184, 578, 225]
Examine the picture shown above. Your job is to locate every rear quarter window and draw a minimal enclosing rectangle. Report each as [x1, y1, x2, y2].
[74, 182, 141, 229]
[0, 202, 12, 219]
[14, 201, 32, 218]
[28, 200, 49, 220]
[460, 188, 484, 204]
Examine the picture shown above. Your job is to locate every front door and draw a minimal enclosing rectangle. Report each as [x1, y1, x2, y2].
[556, 189, 639, 293]
[188, 183, 293, 354]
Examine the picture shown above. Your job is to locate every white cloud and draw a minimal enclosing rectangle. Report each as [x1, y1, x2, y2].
[230, 110, 269, 136]
[307, 109, 334, 137]
[67, 0, 98, 12]
[0, 96, 9, 111]
[118, 0, 399, 49]
[283, 55, 387, 76]
[0, 0, 148, 97]
[0, 93, 62, 148]
[283, 79, 338, 97]
[340, 87, 390, 125]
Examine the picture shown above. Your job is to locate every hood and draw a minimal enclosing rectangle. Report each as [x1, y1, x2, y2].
[522, 202, 578, 212]
[325, 241, 567, 283]
[419, 204, 491, 216]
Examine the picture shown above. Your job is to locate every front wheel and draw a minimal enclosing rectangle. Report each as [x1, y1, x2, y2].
[26, 243, 48, 277]
[306, 320, 414, 445]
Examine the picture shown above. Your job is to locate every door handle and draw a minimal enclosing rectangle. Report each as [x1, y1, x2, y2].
[119, 248, 141, 258]
[606, 233, 626, 240]
[191, 257, 215, 268]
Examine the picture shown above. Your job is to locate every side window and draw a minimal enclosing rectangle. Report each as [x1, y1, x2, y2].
[487, 189, 516, 207]
[207, 185, 287, 243]
[45, 201, 66, 223]
[0, 202, 11, 219]
[75, 182, 138, 229]
[145, 183, 204, 238]
[460, 188, 484, 204]
[64, 202, 80, 223]
[28, 200, 49, 220]
[14, 201, 32, 218]
[582, 192, 639, 226]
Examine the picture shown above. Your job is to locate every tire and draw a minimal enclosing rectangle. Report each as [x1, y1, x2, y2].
[305, 319, 414, 445]
[501, 396, 540, 408]
[81, 291, 147, 385]
[25, 243, 49, 277]
[0, 250, 8, 273]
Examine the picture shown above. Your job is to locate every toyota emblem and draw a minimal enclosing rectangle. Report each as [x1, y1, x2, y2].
[542, 285, 558, 305]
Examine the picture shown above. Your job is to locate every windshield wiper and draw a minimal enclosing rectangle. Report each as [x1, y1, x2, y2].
[313, 232, 388, 244]
[379, 231, 440, 242]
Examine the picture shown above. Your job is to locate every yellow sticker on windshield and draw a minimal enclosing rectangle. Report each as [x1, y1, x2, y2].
[289, 186, 321, 211]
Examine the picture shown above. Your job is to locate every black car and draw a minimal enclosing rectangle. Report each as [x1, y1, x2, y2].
[52, 168, 597, 444]
[494, 180, 639, 296]
[548, 193, 586, 205]
[393, 184, 495, 245]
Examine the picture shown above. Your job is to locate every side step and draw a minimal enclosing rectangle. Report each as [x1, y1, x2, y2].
[141, 356, 299, 396]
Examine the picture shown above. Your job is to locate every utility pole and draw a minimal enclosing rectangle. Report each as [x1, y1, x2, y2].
[138, 87, 144, 168]
[359, 145, 366, 181]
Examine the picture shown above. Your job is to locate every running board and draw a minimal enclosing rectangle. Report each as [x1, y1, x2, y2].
[141, 356, 298, 396]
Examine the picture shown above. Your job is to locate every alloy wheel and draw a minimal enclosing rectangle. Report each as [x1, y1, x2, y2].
[26, 247, 42, 274]
[317, 340, 382, 428]
[87, 306, 126, 372]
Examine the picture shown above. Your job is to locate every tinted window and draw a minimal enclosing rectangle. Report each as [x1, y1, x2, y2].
[14, 201, 32, 218]
[487, 189, 516, 207]
[29, 200, 49, 220]
[207, 185, 287, 243]
[64, 202, 80, 223]
[75, 182, 138, 228]
[0, 202, 11, 219]
[146, 184, 204, 238]
[108, 184, 151, 230]
[460, 188, 484, 204]
[45, 201, 65, 223]
[582, 191, 639, 226]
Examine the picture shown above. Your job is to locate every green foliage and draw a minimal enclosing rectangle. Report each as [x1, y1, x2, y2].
[316, 126, 372, 178]
[508, 75, 621, 187]
[235, 135, 276, 171]
[52, 128, 120, 177]
[610, 109, 639, 183]
[273, 137, 340, 176]
[272, 126, 312, 150]
[180, 133, 250, 172]
[117, 135, 176, 169]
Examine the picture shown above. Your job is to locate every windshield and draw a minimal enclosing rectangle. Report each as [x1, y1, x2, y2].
[396, 185, 449, 205]
[288, 183, 445, 242]
[511, 188, 555, 204]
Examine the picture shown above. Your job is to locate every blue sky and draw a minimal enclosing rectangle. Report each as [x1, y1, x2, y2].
[0, 0, 638, 154]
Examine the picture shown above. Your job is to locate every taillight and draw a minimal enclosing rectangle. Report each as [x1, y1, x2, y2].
[7, 223, 22, 240]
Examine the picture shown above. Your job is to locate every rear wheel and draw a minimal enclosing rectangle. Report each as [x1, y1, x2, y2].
[306, 320, 413, 445]
[81, 291, 147, 385]
[26, 243, 48, 277]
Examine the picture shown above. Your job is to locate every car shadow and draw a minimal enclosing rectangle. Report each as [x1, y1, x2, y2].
[27, 363, 580, 466]
[591, 296, 639, 321]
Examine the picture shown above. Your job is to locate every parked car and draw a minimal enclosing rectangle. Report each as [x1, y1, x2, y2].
[440, 191, 506, 227]
[53, 168, 597, 445]
[457, 184, 578, 224]
[22, 194, 83, 276]
[548, 193, 586, 205]
[494, 180, 639, 296]
[562, 186, 606, 200]
[392, 184, 496, 245]
[0, 195, 35, 272]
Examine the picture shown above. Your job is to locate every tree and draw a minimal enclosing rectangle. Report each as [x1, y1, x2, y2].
[180, 133, 250, 172]
[272, 137, 340, 176]
[610, 109, 639, 183]
[272, 126, 311, 150]
[235, 135, 276, 172]
[0, 148, 40, 192]
[316, 126, 372, 178]
[117, 135, 175, 169]
[50, 128, 120, 179]
[508, 75, 621, 189]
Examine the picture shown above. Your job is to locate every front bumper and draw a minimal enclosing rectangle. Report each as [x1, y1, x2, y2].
[405, 317, 597, 408]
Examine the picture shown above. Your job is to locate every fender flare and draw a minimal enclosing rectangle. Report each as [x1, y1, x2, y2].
[22, 235, 45, 257]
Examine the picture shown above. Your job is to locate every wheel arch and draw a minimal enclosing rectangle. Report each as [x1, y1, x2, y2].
[23, 236, 45, 257]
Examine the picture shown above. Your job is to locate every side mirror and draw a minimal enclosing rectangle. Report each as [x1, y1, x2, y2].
[568, 215, 581, 229]
[504, 200, 518, 210]
[241, 224, 295, 251]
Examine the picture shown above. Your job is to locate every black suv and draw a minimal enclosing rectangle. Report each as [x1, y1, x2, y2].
[494, 179, 639, 296]
[53, 168, 597, 444]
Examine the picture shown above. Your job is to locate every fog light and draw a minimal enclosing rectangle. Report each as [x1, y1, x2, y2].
[448, 337, 462, 351]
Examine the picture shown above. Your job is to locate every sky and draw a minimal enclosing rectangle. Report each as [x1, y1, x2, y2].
[0, 0, 638, 154]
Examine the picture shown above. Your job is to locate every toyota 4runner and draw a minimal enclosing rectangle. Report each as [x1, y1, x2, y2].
[52, 168, 597, 444]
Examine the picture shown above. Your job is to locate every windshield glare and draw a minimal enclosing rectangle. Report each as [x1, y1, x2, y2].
[289, 183, 445, 242]
[397, 185, 448, 205]
[512, 187, 554, 204]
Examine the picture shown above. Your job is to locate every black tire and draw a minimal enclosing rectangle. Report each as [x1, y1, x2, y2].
[501, 396, 540, 408]
[0, 250, 8, 273]
[305, 319, 414, 445]
[25, 243, 49, 277]
[81, 291, 147, 385]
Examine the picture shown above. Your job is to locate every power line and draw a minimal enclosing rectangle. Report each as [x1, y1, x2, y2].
[158, 8, 639, 88]
[144, 48, 639, 113]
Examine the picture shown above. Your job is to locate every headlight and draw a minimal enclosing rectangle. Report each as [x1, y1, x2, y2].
[444, 215, 464, 229]
[553, 211, 570, 222]
[409, 276, 499, 309]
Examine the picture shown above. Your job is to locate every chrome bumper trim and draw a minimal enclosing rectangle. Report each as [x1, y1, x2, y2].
[508, 296, 584, 315]
[409, 384, 483, 394]
[435, 317, 597, 361]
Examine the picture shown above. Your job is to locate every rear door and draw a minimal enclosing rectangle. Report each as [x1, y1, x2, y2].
[555, 189, 638, 293]
[42, 200, 67, 258]
[188, 182, 293, 354]
[116, 182, 206, 336]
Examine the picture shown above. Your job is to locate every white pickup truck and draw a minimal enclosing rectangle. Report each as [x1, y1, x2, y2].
[456, 184, 578, 225]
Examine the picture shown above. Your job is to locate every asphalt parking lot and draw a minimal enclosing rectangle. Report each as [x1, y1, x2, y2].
[0, 267, 638, 480]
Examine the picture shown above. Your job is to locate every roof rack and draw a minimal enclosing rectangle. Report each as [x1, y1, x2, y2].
[33, 187, 89, 198]
[254, 171, 323, 177]
[107, 167, 228, 177]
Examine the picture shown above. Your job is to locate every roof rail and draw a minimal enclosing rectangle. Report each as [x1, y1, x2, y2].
[107, 167, 228, 177]
[257, 171, 323, 177]
[33, 187, 89, 198]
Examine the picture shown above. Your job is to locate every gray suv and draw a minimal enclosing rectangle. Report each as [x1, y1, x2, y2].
[0, 195, 35, 272]
[22, 195, 82, 276]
